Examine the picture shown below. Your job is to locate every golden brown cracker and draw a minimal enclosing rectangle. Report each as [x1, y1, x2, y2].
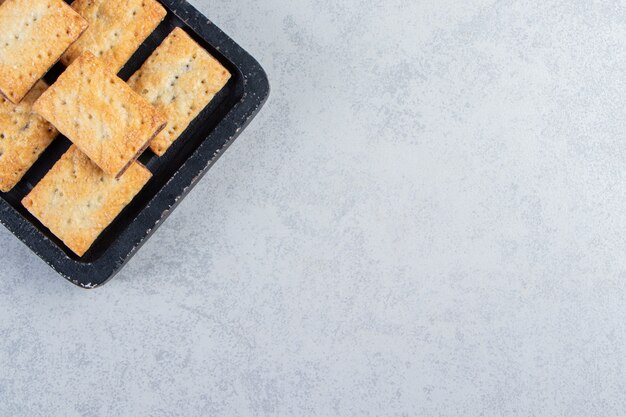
[22, 145, 151, 256]
[62, 0, 166, 72]
[33, 52, 166, 177]
[128, 27, 230, 156]
[0, 0, 88, 103]
[0, 81, 58, 192]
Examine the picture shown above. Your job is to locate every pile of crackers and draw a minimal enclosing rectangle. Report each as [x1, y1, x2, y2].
[0, 0, 230, 256]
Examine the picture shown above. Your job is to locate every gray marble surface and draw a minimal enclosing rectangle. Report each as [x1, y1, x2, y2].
[2, 0, 626, 415]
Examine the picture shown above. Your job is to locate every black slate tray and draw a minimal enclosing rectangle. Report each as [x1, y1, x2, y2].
[0, 0, 269, 288]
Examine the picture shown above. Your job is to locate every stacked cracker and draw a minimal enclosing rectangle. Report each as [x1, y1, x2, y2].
[0, 0, 230, 256]
[0, 0, 86, 191]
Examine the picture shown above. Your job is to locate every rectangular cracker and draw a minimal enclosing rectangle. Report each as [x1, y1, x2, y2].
[22, 145, 151, 256]
[33, 52, 167, 177]
[0, 81, 58, 192]
[0, 0, 88, 104]
[62, 0, 166, 73]
[128, 27, 231, 156]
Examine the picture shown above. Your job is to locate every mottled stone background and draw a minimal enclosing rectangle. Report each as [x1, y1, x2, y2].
[2, 0, 626, 415]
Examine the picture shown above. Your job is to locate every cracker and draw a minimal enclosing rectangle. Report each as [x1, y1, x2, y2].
[33, 52, 167, 177]
[62, 0, 166, 73]
[0, 0, 88, 104]
[0, 81, 58, 192]
[128, 27, 231, 156]
[22, 145, 151, 256]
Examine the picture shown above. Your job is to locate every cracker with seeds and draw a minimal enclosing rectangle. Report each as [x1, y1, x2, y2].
[62, 0, 166, 73]
[34, 52, 167, 177]
[22, 145, 151, 256]
[0, 0, 88, 104]
[0, 81, 58, 192]
[128, 27, 230, 156]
